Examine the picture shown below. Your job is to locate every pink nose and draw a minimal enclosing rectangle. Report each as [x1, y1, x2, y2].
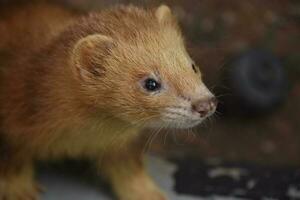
[192, 97, 218, 117]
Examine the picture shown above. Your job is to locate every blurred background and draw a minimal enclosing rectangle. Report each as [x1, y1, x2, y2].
[1, 0, 300, 199]
[40, 0, 300, 166]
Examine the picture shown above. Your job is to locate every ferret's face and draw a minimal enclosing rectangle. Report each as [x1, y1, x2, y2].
[105, 35, 217, 129]
[72, 5, 217, 129]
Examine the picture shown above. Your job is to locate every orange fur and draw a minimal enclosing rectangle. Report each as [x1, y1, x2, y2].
[0, 3, 215, 200]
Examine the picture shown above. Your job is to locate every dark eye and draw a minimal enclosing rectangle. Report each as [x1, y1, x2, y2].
[192, 64, 197, 73]
[144, 78, 161, 92]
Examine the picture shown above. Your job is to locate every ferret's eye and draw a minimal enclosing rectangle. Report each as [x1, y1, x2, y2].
[144, 78, 161, 92]
[192, 64, 197, 73]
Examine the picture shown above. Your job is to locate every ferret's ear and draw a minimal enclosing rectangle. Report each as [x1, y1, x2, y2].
[72, 34, 114, 81]
[155, 5, 173, 24]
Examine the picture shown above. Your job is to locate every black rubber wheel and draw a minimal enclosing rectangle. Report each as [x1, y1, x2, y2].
[219, 49, 288, 115]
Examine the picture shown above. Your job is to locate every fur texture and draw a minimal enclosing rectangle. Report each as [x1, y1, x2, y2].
[0, 3, 216, 200]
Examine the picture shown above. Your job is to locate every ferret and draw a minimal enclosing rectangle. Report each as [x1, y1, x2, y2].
[0, 3, 217, 200]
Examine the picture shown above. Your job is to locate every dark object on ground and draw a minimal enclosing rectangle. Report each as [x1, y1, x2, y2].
[174, 159, 300, 199]
[218, 49, 288, 116]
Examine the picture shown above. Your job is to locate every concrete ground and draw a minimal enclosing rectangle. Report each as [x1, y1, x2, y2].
[38, 155, 300, 200]
[38, 155, 197, 200]
[38, 155, 241, 200]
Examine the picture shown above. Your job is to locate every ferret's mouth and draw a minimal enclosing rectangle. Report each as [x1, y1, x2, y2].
[146, 106, 215, 129]
[156, 96, 217, 129]
[160, 112, 207, 129]
[165, 119, 203, 129]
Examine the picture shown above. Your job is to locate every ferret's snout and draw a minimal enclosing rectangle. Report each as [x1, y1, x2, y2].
[192, 97, 218, 118]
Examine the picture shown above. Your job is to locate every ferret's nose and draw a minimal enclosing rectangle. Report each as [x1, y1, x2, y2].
[192, 97, 218, 118]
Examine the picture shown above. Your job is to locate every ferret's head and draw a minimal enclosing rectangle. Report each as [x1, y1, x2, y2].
[71, 5, 217, 129]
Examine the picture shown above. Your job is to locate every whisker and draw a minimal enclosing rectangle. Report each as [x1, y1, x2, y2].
[172, 128, 184, 146]
[147, 126, 164, 152]
[185, 128, 191, 143]
[190, 127, 198, 139]
[163, 128, 169, 145]
[143, 129, 157, 154]
[215, 93, 232, 98]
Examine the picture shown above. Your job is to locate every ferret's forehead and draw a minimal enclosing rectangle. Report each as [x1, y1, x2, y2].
[118, 28, 191, 68]
[112, 28, 201, 95]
